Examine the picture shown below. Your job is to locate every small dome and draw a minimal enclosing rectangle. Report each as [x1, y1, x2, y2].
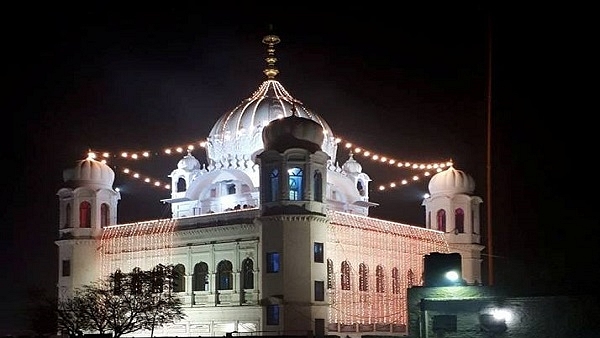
[342, 152, 362, 174]
[63, 155, 115, 189]
[262, 114, 324, 153]
[177, 151, 201, 171]
[428, 166, 475, 196]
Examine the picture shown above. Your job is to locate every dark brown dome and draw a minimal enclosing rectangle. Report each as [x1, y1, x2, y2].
[262, 115, 324, 153]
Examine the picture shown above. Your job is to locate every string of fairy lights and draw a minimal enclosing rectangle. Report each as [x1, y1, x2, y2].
[88, 136, 453, 193]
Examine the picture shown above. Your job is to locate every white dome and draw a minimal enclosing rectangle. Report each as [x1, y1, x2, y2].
[342, 152, 362, 174]
[428, 166, 475, 196]
[63, 156, 115, 189]
[177, 151, 201, 171]
[206, 80, 338, 163]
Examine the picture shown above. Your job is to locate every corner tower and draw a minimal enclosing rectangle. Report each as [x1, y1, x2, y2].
[55, 153, 121, 298]
[422, 165, 484, 285]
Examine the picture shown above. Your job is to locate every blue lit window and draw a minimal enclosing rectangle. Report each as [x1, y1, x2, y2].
[267, 252, 280, 273]
[217, 260, 233, 290]
[267, 304, 280, 325]
[287, 167, 303, 200]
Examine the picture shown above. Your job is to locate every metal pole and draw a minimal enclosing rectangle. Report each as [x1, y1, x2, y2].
[486, 12, 494, 286]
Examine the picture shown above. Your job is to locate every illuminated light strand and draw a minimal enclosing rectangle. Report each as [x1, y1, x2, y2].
[121, 168, 171, 190]
[327, 211, 448, 330]
[335, 137, 452, 171]
[91, 137, 450, 171]
[91, 142, 207, 161]
[87, 136, 454, 192]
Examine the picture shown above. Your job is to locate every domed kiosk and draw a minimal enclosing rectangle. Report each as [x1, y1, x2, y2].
[422, 165, 484, 285]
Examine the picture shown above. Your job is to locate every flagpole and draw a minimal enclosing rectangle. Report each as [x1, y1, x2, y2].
[486, 12, 494, 286]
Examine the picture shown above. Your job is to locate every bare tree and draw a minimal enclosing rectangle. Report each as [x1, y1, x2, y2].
[55, 264, 185, 338]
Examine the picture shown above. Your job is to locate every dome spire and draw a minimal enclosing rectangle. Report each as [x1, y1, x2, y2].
[262, 27, 280, 79]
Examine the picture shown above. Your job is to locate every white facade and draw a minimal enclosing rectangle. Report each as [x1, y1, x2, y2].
[55, 34, 484, 337]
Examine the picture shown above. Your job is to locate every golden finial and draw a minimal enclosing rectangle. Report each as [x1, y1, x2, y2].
[262, 30, 280, 79]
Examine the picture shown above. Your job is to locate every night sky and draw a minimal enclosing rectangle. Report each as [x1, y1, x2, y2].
[4, 3, 595, 332]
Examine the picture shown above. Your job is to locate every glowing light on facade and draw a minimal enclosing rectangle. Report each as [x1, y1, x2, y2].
[100, 219, 176, 276]
[327, 212, 448, 332]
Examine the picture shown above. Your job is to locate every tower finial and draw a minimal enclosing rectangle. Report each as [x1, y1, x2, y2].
[262, 31, 280, 79]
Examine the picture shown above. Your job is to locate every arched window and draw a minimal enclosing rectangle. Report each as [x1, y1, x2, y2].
[359, 263, 369, 291]
[100, 203, 109, 227]
[313, 170, 323, 202]
[357, 180, 365, 196]
[288, 167, 303, 200]
[173, 264, 185, 292]
[152, 265, 164, 293]
[269, 169, 279, 202]
[112, 269, 123, 295]
[327, 259, 334, 289]
[436, 209, 446, 232]
[455, 208, 465, 233]
[216, 260, 233, 290]
[242, 258, 254, 289]
[391, 267, 400, 294]
[131, 267, 142, 294]
[79, 201, 91, 228]
[407, 269, 415, 288]
[341, 261, 351, 290]
[177, 177, 186, 192]
[427, 211, 431, 228]
[64, 203, 71, 229]
[376, 265, 385, 293]
[192, 262, 208, 291]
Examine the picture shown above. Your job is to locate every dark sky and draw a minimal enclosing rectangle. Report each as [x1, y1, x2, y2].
[4, 3, 595, 332]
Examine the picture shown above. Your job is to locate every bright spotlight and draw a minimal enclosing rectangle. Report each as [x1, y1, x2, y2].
[445, 270, 460, 282]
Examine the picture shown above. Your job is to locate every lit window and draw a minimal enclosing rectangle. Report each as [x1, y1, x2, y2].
[288, 167, 303, 200]
[267, 304, 280, 325]
[217, 260, 233, 290]
[267, 252, 280, 273]
[314, 242, 324, 263]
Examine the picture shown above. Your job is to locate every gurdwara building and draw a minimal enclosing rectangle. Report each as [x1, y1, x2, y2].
[56, 34, 484, 337]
